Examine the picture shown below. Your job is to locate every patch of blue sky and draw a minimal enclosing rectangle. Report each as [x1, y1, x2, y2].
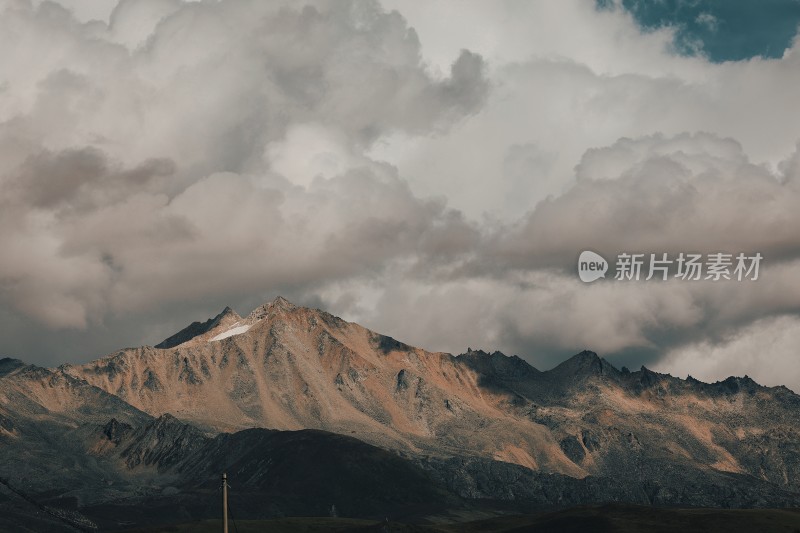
[597, 0, 800, 61]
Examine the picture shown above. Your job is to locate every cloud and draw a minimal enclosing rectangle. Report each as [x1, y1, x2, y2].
[0, 0, 486, 332]
[373, 1, 800, 218]
[655, 315, 800, 393]
[327, 133, 800, 382]
[0, 0, 799, 395]
[483, 133, 800, 272]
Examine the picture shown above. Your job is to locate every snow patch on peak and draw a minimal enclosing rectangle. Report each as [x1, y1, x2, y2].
[209, 324, 252, 342]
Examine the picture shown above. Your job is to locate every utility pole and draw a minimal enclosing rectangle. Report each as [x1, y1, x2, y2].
[222, 473, 229, 533]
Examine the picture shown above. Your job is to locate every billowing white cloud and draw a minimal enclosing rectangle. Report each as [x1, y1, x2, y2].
[330, 131, 800, 386]
[266, 123, 360, 188]
[375, 1, 800, 218]
[1, 0, 799, 393]
[483, 133, 800, 272]
[0, 0, 486, 329]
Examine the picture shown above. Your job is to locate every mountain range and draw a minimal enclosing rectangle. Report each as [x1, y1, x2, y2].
[1, 297, 799, 531]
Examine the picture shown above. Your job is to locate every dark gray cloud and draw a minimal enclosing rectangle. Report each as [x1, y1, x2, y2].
[10, 147, 175, 211]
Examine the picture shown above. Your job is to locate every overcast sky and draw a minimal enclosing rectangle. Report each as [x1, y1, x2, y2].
[2, 0, 800, 391]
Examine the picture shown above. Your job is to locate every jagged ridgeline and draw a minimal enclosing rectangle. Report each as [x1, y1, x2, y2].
[1, 297, 800, 531]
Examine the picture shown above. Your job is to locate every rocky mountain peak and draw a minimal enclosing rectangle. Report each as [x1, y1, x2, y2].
[550, 350, 612, 377]
[155, 305, 243, 349]
[636, 365, 669, 388]
[713, 375, 760, 395]
[218, 306, 238, 318]
[153, 298, 312, 350]
[245, 295, 298, 321]
[458, 349, 540, 381]
[272, 295, 295, 308]
[0, 358, 26, 377]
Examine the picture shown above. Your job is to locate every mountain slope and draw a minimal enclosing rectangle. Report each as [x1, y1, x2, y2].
[68, 414, 457, 529]
[0, 359, 156, 531]
[59, 298, 800, 494]
[63, 297, 578, 474]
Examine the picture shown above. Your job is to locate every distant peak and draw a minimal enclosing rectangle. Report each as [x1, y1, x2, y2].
[548, 350, 618, 378]
[271, 296, 296, 309]
[457, 348, 540, 378]
[246, 296, 299, 321]
[212, 305, 242, 323]
[563, 350, 601, 366]
[155, 306, 242, 349]
[714, 375, 760, 394]
[0, 358, 26, 377]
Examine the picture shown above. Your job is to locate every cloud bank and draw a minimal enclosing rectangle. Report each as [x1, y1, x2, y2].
[1, 0, 800, 392]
